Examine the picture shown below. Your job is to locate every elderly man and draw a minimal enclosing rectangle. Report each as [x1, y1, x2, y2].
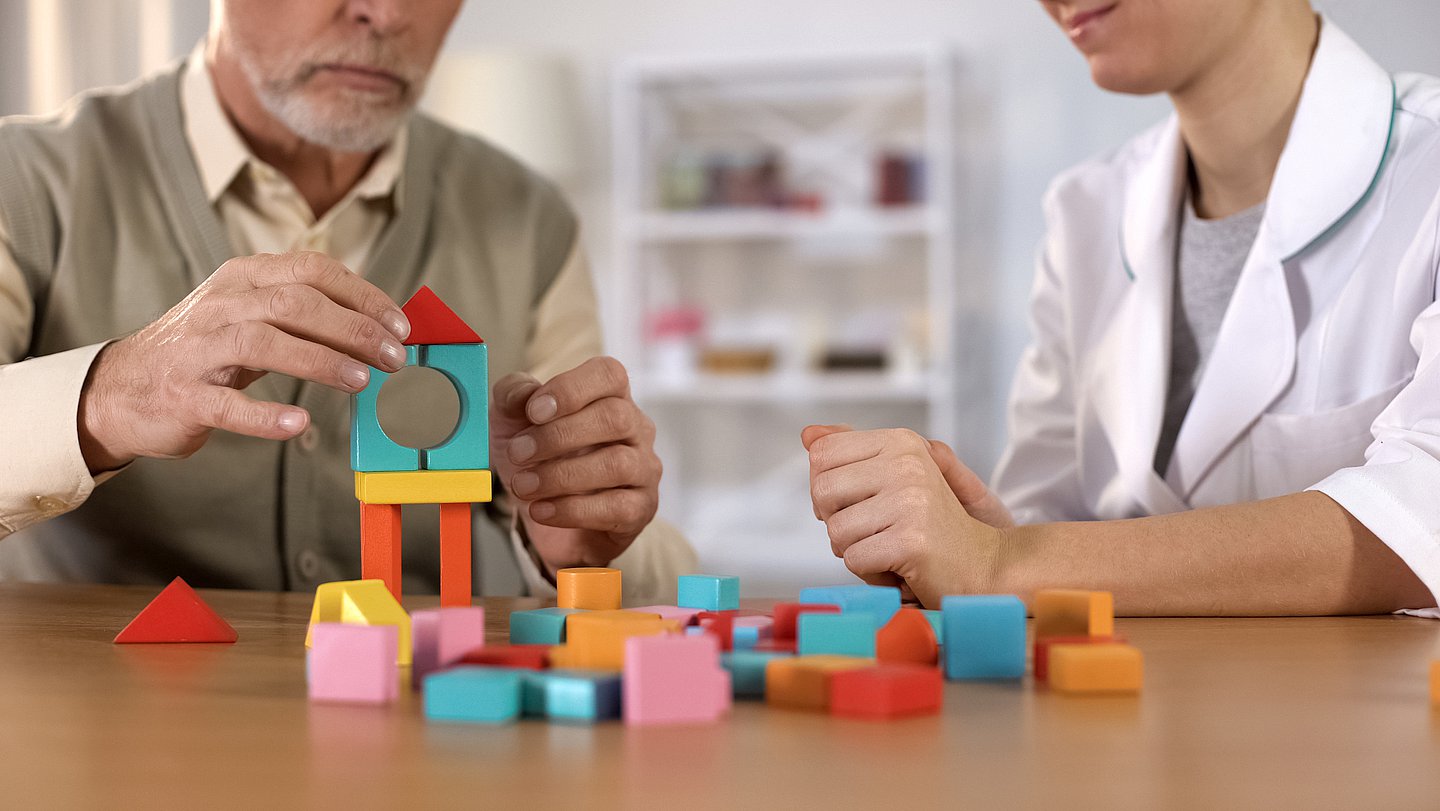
[0, 0, 695, 599]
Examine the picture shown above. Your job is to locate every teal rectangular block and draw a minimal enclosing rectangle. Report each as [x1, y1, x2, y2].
[921, 609, 944, 640]
[522, 671, 621, 723]
[423, 343, 489, 471]
[677, 575, 740, 611]
[722, 651, 790, 698]
[797, 612, 877, 658]
[423, 666, 523, 724]
[351, 344, 421, 472]
[509, 607, 580, 645]
[942, 595, 1025, 680]
[799, 584, 900, 625]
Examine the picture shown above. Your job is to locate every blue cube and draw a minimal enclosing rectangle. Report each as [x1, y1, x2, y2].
[677, 575, 741, 611]
[798, 584, 901, 625]
[941, 595, 1026, 680]
[797, 612, 877, 658]
[509, 607, 581, 645]
[523, 671, 622, 723]
[423, 667, 523, 724]
[722, 651, 791, 698]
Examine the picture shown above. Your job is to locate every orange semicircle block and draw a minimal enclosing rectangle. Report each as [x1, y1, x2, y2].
[876, 607, 939, 666]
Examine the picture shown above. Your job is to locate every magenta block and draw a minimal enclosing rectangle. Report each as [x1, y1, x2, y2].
[622, 633, 732, 726]
[308, 623, 398, 705]
[411, 607, 486, 690]
[629, 605, 705, 626]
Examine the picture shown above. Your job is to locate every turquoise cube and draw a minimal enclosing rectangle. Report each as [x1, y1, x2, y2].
[797, 612, 877, 658]
[941, 595, 1026, 680]
[799, 584, 901, 625]
[523, 671, 622, 723]
[509, 607, 580, 645]
[921, 609, 944, 640]
[677, 575, 740, 611]
[423, 667, 523, 724]
[722, 651, 791, 699]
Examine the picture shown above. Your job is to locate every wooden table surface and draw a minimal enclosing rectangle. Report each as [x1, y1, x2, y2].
[1, 583, 1438, 810]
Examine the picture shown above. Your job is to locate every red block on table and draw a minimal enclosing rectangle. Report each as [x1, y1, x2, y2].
[772, 603, 840, 640]
[876, 607, 939, 666]
[458, 644, 551, 671]
[696, 611, 737, 652]
[830, 664, 943, 720]
[400, 285, 483, 345]
[1033, 635, 1120, 683]
[114, 577, 238, 644]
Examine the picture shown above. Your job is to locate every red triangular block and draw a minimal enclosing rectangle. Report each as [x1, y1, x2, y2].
[400, 285, 483, 346]
[114, 577, 238, 644]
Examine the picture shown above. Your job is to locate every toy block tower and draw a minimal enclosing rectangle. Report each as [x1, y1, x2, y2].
[351, 286, 491, 607]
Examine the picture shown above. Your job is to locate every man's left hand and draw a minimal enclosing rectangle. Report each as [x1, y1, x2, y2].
[491, 357, 661, 575]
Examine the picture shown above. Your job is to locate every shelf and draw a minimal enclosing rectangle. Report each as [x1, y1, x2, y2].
[631, 207, 937, 243]
[635, 371, 933, 404]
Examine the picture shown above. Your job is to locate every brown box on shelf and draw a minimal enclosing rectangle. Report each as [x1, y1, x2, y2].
[698, 347, 777, 375]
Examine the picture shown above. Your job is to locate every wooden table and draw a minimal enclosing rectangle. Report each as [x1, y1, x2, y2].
[1, 584, 1437, 809]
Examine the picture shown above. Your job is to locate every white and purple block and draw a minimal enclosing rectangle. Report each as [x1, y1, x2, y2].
[411, 606, 486, 690]
[308, 623, 398, 705]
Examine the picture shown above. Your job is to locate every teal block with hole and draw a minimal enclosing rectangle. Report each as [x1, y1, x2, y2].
[522, 671, 621, 723]
[423, 666, 522, 724]
[941, 595, 1025, 680]
[423, 343, 489, 472]
[677, 574, 741, 611]
[722, 651, 790, 698]
[798, 584, 901, 625]
[509, 607, 580, 646]
[797, 612, 877, 658]
[351, 344, 421, 472]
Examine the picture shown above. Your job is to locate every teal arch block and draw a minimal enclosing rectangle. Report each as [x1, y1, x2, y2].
[423, 666, 522, 724]
[351, 344, 421, 472]
[797, 612, 877, 658]
[509, 607, 580, 646]
[423, 343, 489, 472]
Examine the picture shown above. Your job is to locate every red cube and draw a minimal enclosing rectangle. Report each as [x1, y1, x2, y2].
[830, 664, 943, 720]
[458, 644, 551, 671]
[772, 602, 841, 640]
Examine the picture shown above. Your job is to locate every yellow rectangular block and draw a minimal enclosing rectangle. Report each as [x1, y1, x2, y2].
[1048, 643, 1142, 694]
[1033, 590, 1114, 639]
[305, 579, 412, 665]
[556, 567, 622, 610]
[765, 655, 874, 711]
[354, 470, 493, 505]
[562, 610, 672, 670]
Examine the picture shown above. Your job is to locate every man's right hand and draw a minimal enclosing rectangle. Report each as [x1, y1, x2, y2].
[77, 252, 411, 473]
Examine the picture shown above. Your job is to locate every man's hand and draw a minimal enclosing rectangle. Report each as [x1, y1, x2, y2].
[802, 425, 1013, 607]
[78, 252, 411, 472]
[491, 357, 662, 576]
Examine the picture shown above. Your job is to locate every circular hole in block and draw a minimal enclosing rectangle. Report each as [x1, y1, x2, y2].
[377, 366, 461, 450]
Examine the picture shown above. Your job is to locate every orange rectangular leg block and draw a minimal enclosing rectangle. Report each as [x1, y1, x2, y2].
[439, 503, 472, 608]
[1033, 589, 1114, 639]
[360, 503, 403, 601]
[556, 567, 622, 610]
[765, 655, 873, 711]
[1048, 643, 1143, 694]
[1431, 661, 1439, 707]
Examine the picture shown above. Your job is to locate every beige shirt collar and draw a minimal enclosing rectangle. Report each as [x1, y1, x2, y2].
[179, 44, 407, 210]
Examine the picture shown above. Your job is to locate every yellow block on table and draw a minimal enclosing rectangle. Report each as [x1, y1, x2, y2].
[765, 655, 874, 711]
[1048, 643, 1142, 694]
[305, 579, 412, 665]
[1033, 589, 1115, 639]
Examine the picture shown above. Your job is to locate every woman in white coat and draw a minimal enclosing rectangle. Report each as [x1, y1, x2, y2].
[804, 0, 1440, 616]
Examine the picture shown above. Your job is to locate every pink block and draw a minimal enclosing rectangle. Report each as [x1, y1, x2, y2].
[629, 605, 704, 626]
[308, 623, 398, 705]
[623, 634, 732, 726]
[411, 607, 486, 690]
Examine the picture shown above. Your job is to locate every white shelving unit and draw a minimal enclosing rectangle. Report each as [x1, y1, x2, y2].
[611, 47, 962, 591]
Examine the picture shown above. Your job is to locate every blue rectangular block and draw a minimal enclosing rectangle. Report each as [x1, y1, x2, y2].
[509, 607, 581, 645]
[523, 671, 622, 723]
[722, 651, 791, 698]
[942, 595, 1026, 680]
[423, 666, 523, 724]
[733, 625, 761, 650]
[797, 612, 877, 658]
[799, 584, 901, 625]
[677, 575, 741, 611]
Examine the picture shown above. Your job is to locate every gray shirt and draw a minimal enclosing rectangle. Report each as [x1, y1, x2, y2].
[1153, 198, 1265, 479]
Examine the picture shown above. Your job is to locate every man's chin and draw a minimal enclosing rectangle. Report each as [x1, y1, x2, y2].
[271, 97, 412, 153]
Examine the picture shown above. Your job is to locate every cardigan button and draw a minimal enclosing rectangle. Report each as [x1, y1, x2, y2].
[297, 550, 322, 580]
[31, 495, 66, 516]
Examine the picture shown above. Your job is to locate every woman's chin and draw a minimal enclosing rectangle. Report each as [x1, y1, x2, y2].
[1088, 59, 1175, 96]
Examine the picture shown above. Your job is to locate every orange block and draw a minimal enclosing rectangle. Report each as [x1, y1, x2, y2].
[561, 610, 672, 670]
[360, 503, 403, 601]
[1431, 661, 1439, 707]
[556, 567, 622, 610]
[1048, 643, 1143, 694]
[876, 608, 939, 666]
[765, 655, 874, 711]
[1033, 590, 1114, 639]
[438, 503, 471, 608]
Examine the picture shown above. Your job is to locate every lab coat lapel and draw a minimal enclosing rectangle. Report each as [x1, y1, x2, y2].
[1165, 19, 1397, 498]
[1089, 117, 1189, 515]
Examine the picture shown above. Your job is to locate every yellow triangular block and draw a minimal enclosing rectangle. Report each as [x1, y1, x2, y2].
[304, 579, 411, 665]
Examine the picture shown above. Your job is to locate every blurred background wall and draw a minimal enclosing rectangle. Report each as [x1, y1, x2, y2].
[3, 0, 1438, 591]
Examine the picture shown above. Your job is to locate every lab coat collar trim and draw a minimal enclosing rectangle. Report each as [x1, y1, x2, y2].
[1269, 18, 1397, 262]
[1118, 116, 1187, 283]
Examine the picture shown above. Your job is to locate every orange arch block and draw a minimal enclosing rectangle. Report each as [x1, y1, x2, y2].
[876, 607, 939, 666]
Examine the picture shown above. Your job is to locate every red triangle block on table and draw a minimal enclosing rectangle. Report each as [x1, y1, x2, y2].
[400, 285, 483, 346]
[114, 577, 238, 644]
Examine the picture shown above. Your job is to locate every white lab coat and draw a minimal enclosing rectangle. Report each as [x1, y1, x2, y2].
[991, 20, 1440, 616]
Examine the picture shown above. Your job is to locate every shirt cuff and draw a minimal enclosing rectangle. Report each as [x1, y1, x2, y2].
[0, 343, 111, 536]
[508, 511, 559, 599]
